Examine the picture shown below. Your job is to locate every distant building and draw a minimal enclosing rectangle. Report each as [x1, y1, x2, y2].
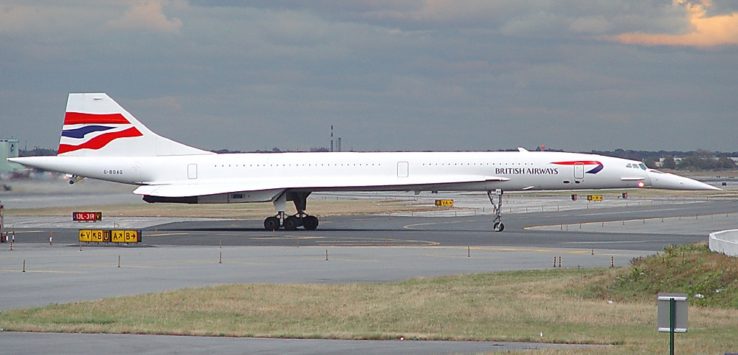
[0, 138, 23, 173]
[655, 155, 738, 169]
[654, 157, 683, 168]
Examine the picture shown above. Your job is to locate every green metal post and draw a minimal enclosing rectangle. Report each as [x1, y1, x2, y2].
[669, 297, 675, 355]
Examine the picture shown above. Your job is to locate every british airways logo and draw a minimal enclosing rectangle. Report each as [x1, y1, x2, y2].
[58, 112, 142, 154]
[551, 160, 604, 174]
[496, 167, 559, 175]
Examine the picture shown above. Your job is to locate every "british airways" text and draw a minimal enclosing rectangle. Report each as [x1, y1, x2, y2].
[495, 168, 559, 175]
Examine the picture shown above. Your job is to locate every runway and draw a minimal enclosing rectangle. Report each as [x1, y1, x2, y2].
[1, 197, 737, 354]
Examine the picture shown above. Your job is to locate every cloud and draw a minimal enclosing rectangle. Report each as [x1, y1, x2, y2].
[107, 0, 183, 33]
[569, 15, 611, 34]
[0, 2, 109, 35]
[611, 0, 738, 47]
[131, 95, 183, 112]
[3, 1, 738, 151]
[0, 4, 45, 34]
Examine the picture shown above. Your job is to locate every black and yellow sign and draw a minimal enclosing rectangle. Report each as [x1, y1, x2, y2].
[79, 229, 93, 242]
[435, 199, 454, 207]
[586, 194, 604, 202]
[79, 229, 107, 242]
[111, 230, 141, 243]
[111, 230, 125, 243]
[79, 229, 141, 244]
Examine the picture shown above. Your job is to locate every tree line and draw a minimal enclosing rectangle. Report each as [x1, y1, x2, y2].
[591, 149, 738, 170]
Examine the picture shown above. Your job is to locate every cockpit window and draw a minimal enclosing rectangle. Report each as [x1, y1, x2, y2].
[626, 163, 648, 170]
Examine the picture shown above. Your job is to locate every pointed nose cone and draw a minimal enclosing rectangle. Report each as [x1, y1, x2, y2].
[648, 171, 721, 190]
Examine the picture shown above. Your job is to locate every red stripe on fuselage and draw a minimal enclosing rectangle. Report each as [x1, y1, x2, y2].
[551, 161, 601, 166]
[64, 112, 130, 125]
[57, 127, 142, 154]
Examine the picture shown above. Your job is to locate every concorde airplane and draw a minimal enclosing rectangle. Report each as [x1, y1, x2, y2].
[9, 93, 719, 232]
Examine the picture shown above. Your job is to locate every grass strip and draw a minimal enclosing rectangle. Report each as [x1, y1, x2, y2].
[582, 243, 738, 308]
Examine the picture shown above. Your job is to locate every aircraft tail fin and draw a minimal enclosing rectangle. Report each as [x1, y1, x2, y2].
[58, 93, 212, 157]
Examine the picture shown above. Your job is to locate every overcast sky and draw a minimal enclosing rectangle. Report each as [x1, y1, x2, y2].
[1, 0, 737, 152]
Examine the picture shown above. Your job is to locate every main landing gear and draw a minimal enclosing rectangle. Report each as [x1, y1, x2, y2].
[263, 213, 318, 231]
[487, 189, 504, 232]
[264, 191, 319, 231]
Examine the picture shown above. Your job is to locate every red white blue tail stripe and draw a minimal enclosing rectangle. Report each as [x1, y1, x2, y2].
[58, 112, 142, 154]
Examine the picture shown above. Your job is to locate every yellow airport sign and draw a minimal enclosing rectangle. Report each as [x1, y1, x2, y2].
[587, 194, 604, 202]
[124, 230, 139, 243]
[79, 229, 141, 244]
[79, 229, 92, 242]
[111, 230, 125, 243]
[88, 229, 105, 242]
[435, 199, 454, 207]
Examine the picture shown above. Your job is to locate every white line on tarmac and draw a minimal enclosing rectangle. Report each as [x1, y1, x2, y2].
[402, 220, 472, 229]
[144, 232, 190, 237]
[0, 269, 85, 274]
[563, 240, 672, 245]
[577, 207, 698, 216]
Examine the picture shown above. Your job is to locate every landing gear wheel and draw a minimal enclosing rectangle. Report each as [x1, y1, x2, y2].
[264, 216, 280, 231]
[303, 215, 319, 230]
[284, 216, 300, 231]
[487, 189, 504, 232]
[268, 191, 318, 232]
[493, 222, 504, 232]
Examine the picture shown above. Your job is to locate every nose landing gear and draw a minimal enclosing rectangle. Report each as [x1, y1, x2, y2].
[487, 189, 504, 232]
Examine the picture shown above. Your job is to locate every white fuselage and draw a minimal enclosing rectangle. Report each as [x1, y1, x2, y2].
[14, 151, 661, 204]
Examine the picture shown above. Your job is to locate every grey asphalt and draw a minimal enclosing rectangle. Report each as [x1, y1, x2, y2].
[7, 200, 737, 251]
[0, 244, 644, 310]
